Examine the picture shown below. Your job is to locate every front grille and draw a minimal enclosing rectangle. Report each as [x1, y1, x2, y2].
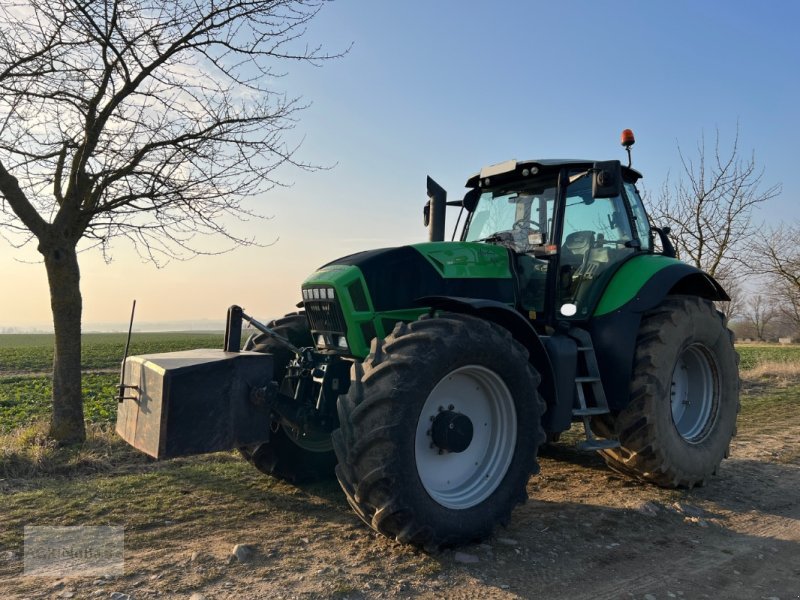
[303, 285, 347, 335]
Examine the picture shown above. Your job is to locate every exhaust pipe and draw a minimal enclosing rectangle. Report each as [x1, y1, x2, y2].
[426, 176, 446, 242]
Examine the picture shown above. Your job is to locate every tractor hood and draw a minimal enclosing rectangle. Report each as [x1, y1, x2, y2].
[301, 242, 515, 358]
[318, 242, 514, 312]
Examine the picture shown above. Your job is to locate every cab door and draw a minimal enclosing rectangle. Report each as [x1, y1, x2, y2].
[555, 171, 637, 319]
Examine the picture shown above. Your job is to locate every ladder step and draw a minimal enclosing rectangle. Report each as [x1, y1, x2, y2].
[575, 376, 601, 383]
[573, 407, 610, 416]
[577, 439, 621, 452]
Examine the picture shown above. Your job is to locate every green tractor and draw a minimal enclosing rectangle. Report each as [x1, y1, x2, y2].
[117, 131, 739, 549]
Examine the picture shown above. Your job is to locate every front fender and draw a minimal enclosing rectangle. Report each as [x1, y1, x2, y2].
[417, 296, 556, 409]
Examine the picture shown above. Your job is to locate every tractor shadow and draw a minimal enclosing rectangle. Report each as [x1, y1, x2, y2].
[537, 439, 610, 471]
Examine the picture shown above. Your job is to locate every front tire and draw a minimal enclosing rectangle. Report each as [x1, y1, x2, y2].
[239, 313, 337, 483]
[332, 314, 545, 548]
[599, 296, 739, 487]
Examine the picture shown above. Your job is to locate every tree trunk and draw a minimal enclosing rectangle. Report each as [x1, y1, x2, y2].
[42, 241, 85, 444]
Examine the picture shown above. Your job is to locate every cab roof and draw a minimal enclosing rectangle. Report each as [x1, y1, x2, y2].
[465, 159, 642, 188]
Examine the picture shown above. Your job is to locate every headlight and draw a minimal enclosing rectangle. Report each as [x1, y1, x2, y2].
[337, 335, 348, 350]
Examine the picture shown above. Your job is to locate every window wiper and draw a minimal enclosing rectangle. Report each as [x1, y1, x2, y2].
[568, 169, 591, 184]
[475, 231, 512, 244]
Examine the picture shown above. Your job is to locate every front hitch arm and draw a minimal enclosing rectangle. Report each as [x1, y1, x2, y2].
[224, 305, 303, 355]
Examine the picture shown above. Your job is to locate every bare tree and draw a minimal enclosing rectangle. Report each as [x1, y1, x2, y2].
[742, 294, 778, 342]
[650, 126, 781, 312]
[753, 224, 800, 336]
[0, 0, 338, 443]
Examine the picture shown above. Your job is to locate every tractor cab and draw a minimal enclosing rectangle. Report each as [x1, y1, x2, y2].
[457, 158, 653, 324]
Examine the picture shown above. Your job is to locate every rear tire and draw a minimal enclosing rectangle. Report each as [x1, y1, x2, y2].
[598, 296, 739, 487]
[332, 314, 545, 548]
[239, 313, 337, 483]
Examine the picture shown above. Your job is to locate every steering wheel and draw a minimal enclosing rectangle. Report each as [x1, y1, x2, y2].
[512, 218, 541, 232]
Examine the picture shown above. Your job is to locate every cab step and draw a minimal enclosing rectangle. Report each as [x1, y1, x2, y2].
[568, 328, 620, 452]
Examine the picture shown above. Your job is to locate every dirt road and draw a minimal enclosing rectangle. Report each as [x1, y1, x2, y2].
[2, 383, 799, 600]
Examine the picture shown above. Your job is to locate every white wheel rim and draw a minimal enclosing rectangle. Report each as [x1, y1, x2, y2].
[670, 344, 718, 443]
[414, 365, 517, 509]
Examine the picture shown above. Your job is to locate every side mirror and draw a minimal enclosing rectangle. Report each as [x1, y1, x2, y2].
[592, 160, 622, 199]
[462, 188, 480, 213]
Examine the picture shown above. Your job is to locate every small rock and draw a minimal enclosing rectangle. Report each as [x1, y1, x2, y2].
[500, 584, 510, 589]
[299, 537, 310, 544]
[673, 502, 704, 517]
[637, 501, 661, 517]
[230, 543, 256, 563]
[496, 537, 518, 546]
[644, 594, 657, 600]
[109, 593, 130, 600]
[2, 550, 16, 561]
[190, 551, 200, 562]
[668, 593, 676, 598]
[733, 570, 741, 575]
[59, 592, 75, 599]
[453, 551, 480, 564]
[189, 594, 206, 600]
[478, 543, 493, 552]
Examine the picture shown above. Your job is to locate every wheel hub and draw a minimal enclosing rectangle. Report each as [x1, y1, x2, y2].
[431, 410, 474, 453]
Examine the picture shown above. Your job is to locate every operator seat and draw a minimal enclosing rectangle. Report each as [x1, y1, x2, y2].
[559, 230, 595, 303]
[562, 230, 595, 267]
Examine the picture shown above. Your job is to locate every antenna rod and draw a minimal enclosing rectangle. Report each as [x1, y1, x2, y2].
[118, 300, 137, 403]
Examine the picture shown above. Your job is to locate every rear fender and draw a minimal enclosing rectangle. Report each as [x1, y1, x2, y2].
[591, 263, 729, 411]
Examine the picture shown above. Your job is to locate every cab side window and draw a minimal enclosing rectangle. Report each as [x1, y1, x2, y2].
[624, 181, 652, 252]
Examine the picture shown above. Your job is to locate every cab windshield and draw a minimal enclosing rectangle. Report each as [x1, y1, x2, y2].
[463, 175, 558, 254]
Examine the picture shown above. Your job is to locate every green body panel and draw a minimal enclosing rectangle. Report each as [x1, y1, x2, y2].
[411, 242, 513, 279]
[302, 265, 375, 358]
[593, 254, 684, 316]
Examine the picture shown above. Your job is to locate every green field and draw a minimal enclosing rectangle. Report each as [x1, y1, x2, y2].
[735, 343, 800, 370]
[0, 334, 797, 433]
[0, 331, 225, 373]
[0, 332, 224, 432]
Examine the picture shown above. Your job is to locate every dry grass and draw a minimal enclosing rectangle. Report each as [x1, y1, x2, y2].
[740, 360, 800, 390]
[0, 421, 147, 484]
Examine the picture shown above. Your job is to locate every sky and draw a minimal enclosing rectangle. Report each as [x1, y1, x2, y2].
[2, 0, 799, 331]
